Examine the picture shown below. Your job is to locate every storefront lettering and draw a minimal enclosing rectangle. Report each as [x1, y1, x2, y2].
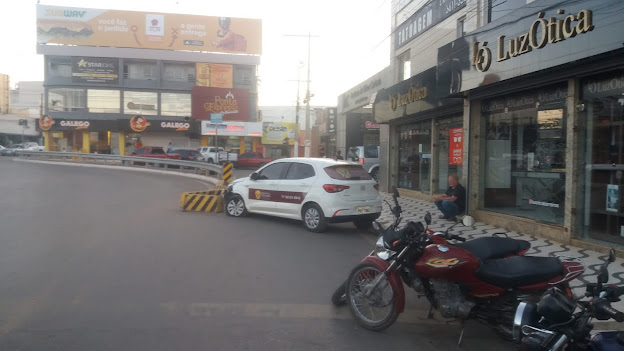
[203, 95, 239, 114]
[390, 87, 428, 111]
[538, 88, 567, 103]
[60, 120, 90, 129]
[587, 76, 624, 94]
[349, 79, 382, 99]
[160, 122, 190, 131]
[473, 9, 593, 72]
[506, 95, 535, 109]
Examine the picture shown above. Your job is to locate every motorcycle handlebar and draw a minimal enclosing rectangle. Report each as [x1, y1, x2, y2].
[600, 303, 624, 323]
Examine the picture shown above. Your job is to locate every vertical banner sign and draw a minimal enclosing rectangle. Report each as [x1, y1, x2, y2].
[606, 184, 619, 213]
[196, 63, 210, 87]
[449, 127, 463, 165]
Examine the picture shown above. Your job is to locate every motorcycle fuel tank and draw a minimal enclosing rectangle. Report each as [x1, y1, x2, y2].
[414, 244, 506, 297]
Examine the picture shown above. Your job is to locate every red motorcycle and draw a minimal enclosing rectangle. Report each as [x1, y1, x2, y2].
[332, 187, 531, 306]
[345, 189, 585, 342]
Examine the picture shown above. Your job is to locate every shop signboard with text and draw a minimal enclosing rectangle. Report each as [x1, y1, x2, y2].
[455, 0, 624, 92]
[192, 86, 250, 121]
[37, 5, 262, 54]
[262, 122, 296, 145]
[72, 57, 119, 83]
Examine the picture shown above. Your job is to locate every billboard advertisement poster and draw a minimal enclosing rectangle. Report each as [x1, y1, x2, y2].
[192, 86, 249, 121]
[72, 57, 119, 83]
[449, 127, 463, 165]
[262, 122, 296, 145]
[195, 63, 233, 88]
[37, 5, 262, 55]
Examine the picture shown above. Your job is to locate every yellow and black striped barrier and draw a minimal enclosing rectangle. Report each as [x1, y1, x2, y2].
[180, 190, 224, 213]
[222, 162, 233, 184]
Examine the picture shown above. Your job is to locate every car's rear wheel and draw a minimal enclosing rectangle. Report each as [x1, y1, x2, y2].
[207, 158, 214, 164]
[370, 168, 379, 183]
[302, 203, 328, 233]
[225, 195, 248, 217]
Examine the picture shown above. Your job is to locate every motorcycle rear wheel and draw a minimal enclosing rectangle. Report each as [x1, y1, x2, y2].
[346, 262, 399, 331]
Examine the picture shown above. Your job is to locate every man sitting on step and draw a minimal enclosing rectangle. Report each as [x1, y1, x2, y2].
[432, 174, 466, 221]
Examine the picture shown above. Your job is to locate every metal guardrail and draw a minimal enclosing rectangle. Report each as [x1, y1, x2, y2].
[14, 151, 223, 178]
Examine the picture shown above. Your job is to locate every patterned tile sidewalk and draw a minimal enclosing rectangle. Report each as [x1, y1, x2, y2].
[377, 193, 624, 312]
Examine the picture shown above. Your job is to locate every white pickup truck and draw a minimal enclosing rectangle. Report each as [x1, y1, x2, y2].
[196, 147, 237, 164]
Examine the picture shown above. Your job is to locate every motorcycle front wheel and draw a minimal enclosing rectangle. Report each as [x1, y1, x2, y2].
[346, 262, 399, 331]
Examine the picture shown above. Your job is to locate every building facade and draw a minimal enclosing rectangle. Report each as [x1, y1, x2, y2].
[36, 5, 260, 155]
[345, 0, 624, 249]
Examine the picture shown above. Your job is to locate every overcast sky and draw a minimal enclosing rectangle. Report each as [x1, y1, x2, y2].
[0, 0, 390, 107]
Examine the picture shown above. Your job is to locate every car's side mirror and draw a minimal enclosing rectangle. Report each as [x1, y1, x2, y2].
[462, 215, 476, 227]
[250, 172, 259, 181]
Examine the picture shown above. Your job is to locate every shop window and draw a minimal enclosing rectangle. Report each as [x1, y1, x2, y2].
[398, 121, 431, 192]
[437, 116, 463, 192]
[123, 61, 157, 80]
[48, 61, 72, 78]
[161, 93, 191, 116]
[163, 63, 195, 82]
[87, 89, 120, 113]
[579, 71, 624, 244]
[48, 88, 86, 112]
[456, 16, 466, 38]
[481, 84, 567, 224]
[397, 50, 411, 81]
[124, 91, 157, 115]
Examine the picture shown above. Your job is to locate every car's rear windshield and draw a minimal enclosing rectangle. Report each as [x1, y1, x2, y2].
[324, 165, 372, 180]
[364, 146, 379, 158]
[152, 148, 165, 154]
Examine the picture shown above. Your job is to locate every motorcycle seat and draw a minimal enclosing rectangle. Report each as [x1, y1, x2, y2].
[454, 237, 531, 261]
[475, 256, 563, 289]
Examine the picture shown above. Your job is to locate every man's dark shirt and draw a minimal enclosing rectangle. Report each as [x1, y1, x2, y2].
[445, 184, 466, 213]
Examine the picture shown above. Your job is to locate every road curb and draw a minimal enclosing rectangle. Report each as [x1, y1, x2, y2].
[12, 158, 218, 186]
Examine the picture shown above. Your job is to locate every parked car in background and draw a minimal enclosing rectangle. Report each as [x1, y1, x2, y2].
[196, 146, 237, 164]
[168, 149, 205, 162]
[346, 146, 380, 182]
[224, 158, 382, 232]
[130, 146, 181, 159]
[23, 142, 44, 151]
[0, 144, 25, 156]
[234, 152, 273, 169]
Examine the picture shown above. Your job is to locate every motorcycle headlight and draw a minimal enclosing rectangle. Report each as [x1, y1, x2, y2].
[513, 302, 539, 344]
[373, 235, 395, 260]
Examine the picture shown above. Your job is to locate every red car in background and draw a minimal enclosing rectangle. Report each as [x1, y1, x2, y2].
[130, 147, 181, 159]
[234, 152, 273, 169]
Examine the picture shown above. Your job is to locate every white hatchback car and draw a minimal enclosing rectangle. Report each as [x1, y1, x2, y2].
[223, 158, 382, 232]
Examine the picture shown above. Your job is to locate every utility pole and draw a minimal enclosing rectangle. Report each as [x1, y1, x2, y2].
[284, 33, 318, 157]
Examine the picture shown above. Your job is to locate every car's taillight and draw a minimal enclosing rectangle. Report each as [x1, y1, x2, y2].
[188, 156, 195, 160]
[323, 184, 350, 193]
[360, 157, 365, 164]
[374, 184, 379, 191]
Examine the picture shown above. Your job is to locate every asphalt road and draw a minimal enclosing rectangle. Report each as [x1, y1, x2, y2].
[0, 158, 513, 351]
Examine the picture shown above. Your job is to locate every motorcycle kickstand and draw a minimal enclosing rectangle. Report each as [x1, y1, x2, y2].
[457, 320, 465, 349]
[427, 303, 434, 319]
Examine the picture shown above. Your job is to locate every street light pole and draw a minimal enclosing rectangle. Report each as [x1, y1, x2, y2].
[284, 33, 318, 158]
[304, 32, 312, 157]
[294, 62, 303, 157]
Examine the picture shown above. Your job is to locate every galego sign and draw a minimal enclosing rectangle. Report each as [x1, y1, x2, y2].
[160, 122, 190, 131]
[60, 120, 90, 130]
